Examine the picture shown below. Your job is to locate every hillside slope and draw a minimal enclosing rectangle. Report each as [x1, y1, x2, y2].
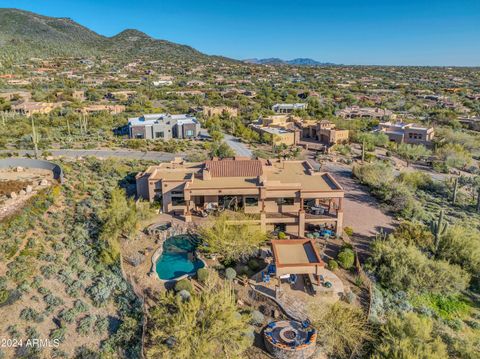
[0, 8, 214, 62]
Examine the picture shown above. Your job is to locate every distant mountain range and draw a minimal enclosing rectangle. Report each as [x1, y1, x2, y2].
[0, 8, 218, 62]
[243, 58, 335, 66]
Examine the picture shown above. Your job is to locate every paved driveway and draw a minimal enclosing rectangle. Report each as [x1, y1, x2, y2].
[223, 134, 253, 158]
[0, 149, 179, 161]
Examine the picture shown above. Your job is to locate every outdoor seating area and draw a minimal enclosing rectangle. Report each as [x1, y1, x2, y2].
[252, 239, 345, 317]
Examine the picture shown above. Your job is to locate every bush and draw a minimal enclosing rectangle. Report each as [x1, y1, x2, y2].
[251, 310, 265, 326]
[247, 259, 260, 272]
[337, 248, 355, 269]
[225, 267, 237, 281]
[177, 289, 191, 302]
[343, 227, 354, 237]
[328, 259, 339, 271]
[277, 231, 287, 239]
[174, 279, 193, 293]
[344, 291, 357, 304]
[196, 268, 209, 283]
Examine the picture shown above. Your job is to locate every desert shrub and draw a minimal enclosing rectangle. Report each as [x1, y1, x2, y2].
[196, 268, 209, 283]
[309, 302, 371, 358]
[250, 310, 265, 326]
[177, 289, 192, 302]
[277, 231, 287, 239]
[370, 236, 470, 295]
[20, 308, 43, 323]
[59, 308, 77, 324]
[343, 227, 354, 237]
[247, 259, 260, 271]
[328, 259, 339, 271]
[74, 299, 89, 313]
[174, 279, 193, 293]
[94, 317, 109, 334]
[77, 315, 97, 336]
[50, 327, 67, 343]
[225, 267, 237, 281]
[372, 312, 448, 359]
[337, 248, 355, 269]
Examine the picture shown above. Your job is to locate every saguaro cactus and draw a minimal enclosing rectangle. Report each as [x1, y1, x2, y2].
[452, 177, 459, 205]
[430, 209, 448, 255]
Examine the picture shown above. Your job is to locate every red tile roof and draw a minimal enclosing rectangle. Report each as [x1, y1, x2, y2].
[205, 159, 263, 177]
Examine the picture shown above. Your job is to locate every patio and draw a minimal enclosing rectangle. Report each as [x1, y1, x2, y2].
[250, 240, 345, 321]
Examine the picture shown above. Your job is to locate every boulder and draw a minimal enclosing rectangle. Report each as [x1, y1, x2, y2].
[9, 192, 17, 199]
[15, 166, 24, 172]
[25, 185, 33, 193]
[19, 190, 26, 196]
[40, 179, 49, 186]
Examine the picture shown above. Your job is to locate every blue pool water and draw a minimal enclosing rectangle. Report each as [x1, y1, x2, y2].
[155, 235, 204, 280]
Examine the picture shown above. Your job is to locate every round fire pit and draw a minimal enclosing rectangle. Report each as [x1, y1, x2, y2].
[263, 320, 317, 359]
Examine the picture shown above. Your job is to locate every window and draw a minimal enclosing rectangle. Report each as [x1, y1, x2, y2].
[276, 198, 294, 205]
[155, 131, 164, 138]
[171, 190, 184, 196]
[245, 197, 259, 207]
[171, 197, 186, 206]
[185, 129, 194, 136]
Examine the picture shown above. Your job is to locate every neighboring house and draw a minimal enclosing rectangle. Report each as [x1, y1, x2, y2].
[297, 120, 349, 146]
[272, 103, 307, 114]
[250, 115, 300, 146]
[128, 113, 201, 140]
[80, 104, 126, 114]
[251, 115, 348, 147]
[136, 157, 345, 237]
[458, 116, 480, 132]
[202, 106, 238, 118]
[336, 106, 394, 119]
[11, 101, 61, 116]
[378, 122, 435, 145]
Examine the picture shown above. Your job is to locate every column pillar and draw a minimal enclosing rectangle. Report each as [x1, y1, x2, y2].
[298, 208, 305, 238]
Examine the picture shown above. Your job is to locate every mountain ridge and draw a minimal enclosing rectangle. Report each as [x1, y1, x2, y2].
[244, 57, 335, 66]
[0, 8, 218, 62]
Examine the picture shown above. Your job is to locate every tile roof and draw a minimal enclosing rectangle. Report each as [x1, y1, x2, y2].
[204, 159, 263, 177]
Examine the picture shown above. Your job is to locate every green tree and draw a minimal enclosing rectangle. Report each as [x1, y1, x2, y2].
[396, 143, 431, 167]
[145, 271, 252, 359]
[199, 213, 268, 262]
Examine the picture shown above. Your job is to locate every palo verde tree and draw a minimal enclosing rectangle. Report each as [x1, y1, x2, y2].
[198, 212, 268, 262]
[145, 270, 253, 359]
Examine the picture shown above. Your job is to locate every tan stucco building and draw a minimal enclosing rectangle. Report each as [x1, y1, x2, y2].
[136, 157, 345, 237]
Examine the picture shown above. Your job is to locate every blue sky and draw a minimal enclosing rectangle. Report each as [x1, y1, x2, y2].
[3, 0, 480, 66]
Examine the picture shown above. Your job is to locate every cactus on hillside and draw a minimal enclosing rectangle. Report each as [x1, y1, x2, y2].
[430, 209, 448, 255]
[452, 176, 459, 205]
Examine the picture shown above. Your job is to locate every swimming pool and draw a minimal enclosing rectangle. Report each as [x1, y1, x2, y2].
[155, 235, 205, 280]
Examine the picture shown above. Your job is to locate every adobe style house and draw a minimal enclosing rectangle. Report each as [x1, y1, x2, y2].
[297, 119, 349, 146]
[378, 122, 434, 146]
[136, 157, 345, 237]
[251, 115, 348, 147]
[128, 113, 201, 140]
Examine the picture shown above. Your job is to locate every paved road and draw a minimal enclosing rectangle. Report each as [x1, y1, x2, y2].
[223, 134, 253, 158]
[0, 149, 180, 161]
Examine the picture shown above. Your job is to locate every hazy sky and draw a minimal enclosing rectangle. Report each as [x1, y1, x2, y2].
[3, 0, 480, 66]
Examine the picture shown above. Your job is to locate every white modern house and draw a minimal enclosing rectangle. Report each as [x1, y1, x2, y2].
[128, 114, 201, 140]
